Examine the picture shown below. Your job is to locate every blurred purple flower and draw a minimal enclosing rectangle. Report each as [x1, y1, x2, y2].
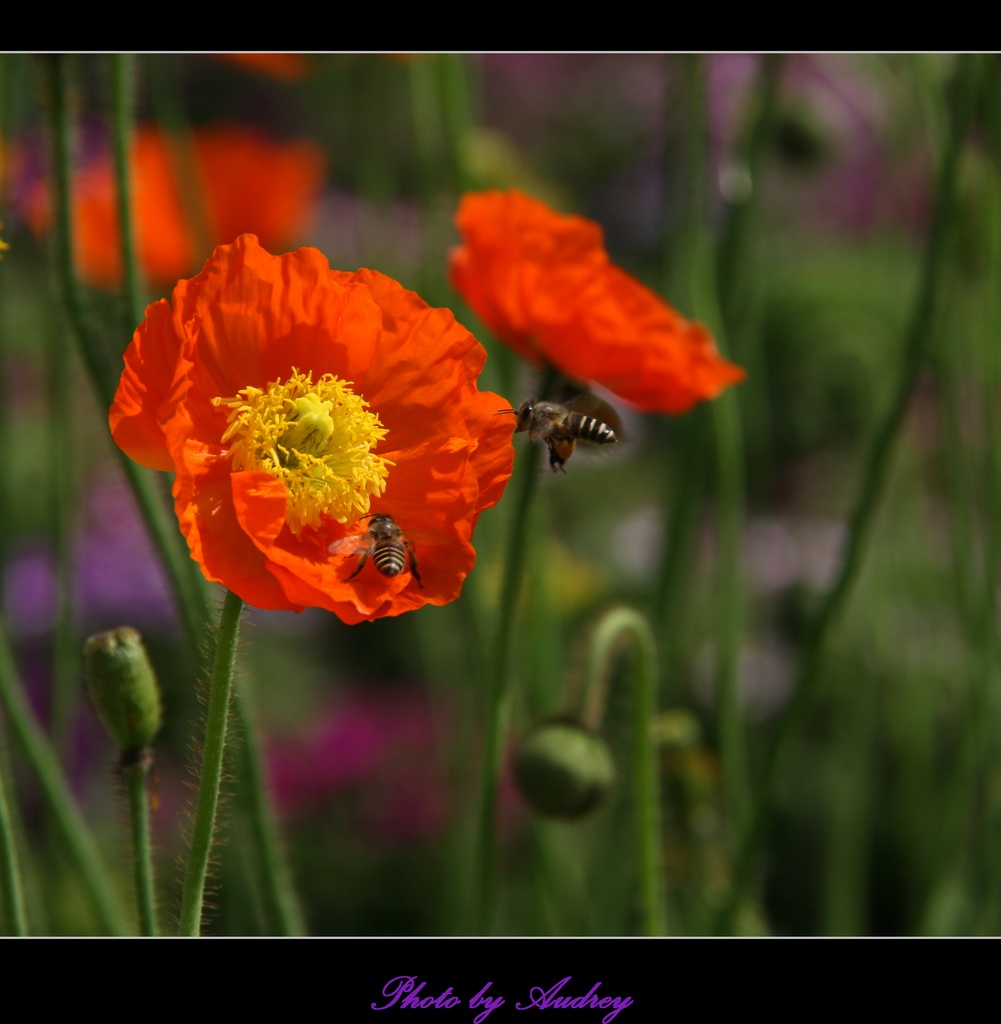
[708, 54, 929, 236]
[3, 544, 58, 638]
[268, 688, 451, 845]
[5, 122, 108, 234]
[3, 467, 176, 636]
[73, 469, 176, 629]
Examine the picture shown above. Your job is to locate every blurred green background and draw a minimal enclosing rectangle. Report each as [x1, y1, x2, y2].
[1, 53, 1000, 936]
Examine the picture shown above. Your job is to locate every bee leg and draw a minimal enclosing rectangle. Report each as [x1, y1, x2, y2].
[405, 541, 424, 589]
[345, 549, 368, 580]
[548, 437, 573, 473]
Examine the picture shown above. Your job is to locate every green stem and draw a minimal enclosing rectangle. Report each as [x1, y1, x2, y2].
[715, 54, 784, 330]
[436, 54, 477, 195]
[230, 695, 305, 935]
[680, 54, 749, 836]
[146, 55, 212, 267]
[46, 257, 78, 750]
[716, 55, 783, 493]
[470, 363, 562, 933]
[178, 589, 244, 936]
[717, 52, 982, 934]
[123, 749, 157, 936]
[0, 741, 28, 935]
[0, 616, 127, 934]
[470, 364, 556, 933]
[973, 59, 1001, 934]
[44, 55, 212, 658]
[580, 606, 665, 936]
[820, 670, 876, 935]
[109, 53, 144, 331]
[919, 57, 1001, 934]
[650, 415, 709, 708]
[471, 441, 540, 933]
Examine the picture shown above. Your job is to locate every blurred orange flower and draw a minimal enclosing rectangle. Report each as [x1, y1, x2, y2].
[215, 53, 312, 79]
[449, 189, 745, 413]
[26, 125, 325, 289]
[110, 235, 514, 623]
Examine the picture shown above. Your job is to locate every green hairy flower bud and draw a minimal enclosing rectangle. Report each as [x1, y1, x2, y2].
[515, 719, 615, 819]
[83, 627, 162, 754]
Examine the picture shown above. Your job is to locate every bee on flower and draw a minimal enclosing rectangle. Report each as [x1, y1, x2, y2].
[109, 234, 514, 623]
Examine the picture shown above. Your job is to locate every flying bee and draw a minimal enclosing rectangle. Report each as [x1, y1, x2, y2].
[328, 514, 423, 588]
[497, 394, 621, 472]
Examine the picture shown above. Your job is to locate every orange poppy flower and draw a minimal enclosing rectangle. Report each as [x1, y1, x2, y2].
[25, 125, 325, 290]
[449, 189, 745, 414]
[110, 234, 514, 623]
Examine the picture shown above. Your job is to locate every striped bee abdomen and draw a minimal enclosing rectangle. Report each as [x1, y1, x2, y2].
[564, 413, 617, 445]
[372, 545, 407, 577]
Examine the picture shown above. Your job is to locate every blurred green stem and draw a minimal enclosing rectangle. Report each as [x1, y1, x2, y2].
[0, 616, 127, 934]
[651, 411, 709, 714]
[231, 694, 306, 935]
[715, 55, 783, 331]
[471, 362, 561, 933]
[679, 54, 750, 838]
[580, 606, 665, 936]
[45, 257, 78, 750]
[973, 62, 1001, 934]
[654, 55, 779, 701]
[123, 749, 157, 936]
[178, 589, 243, 936]
[436, 54, 476, 195]
[718, 52, 983, 933]
[45, 55, 211, 657]
[928, 55, 1001, 933]
[820, 668, 876, 935]
[716, 56, 783, 488]
[0, 738, 28, 935]
[109, 54, 143, 330]
[407, 54, 477, 305]
[471, 438, 540, 933]
[406, 55, 446, 301]
[146, 56, 212, 264]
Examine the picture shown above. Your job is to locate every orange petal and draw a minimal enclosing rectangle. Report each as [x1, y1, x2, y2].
[109, 299, 184, 471]
[176, 460, 301, 611]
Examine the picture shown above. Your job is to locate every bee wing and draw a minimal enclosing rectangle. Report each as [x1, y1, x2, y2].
[329, 520, 436, 553]
[327, 533, 371, 557]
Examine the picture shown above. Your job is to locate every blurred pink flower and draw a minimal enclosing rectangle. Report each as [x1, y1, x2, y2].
[268, 689, 451, 845]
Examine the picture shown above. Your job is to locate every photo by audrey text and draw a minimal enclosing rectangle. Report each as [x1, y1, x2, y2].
[372, 976, 634, 1024]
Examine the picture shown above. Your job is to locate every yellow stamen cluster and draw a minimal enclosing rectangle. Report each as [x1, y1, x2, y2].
[213, 369, 392, 534]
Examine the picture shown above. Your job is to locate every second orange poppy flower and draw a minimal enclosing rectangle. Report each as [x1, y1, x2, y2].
[26, 124, 326, 289]
[449, 189, 745, 414]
